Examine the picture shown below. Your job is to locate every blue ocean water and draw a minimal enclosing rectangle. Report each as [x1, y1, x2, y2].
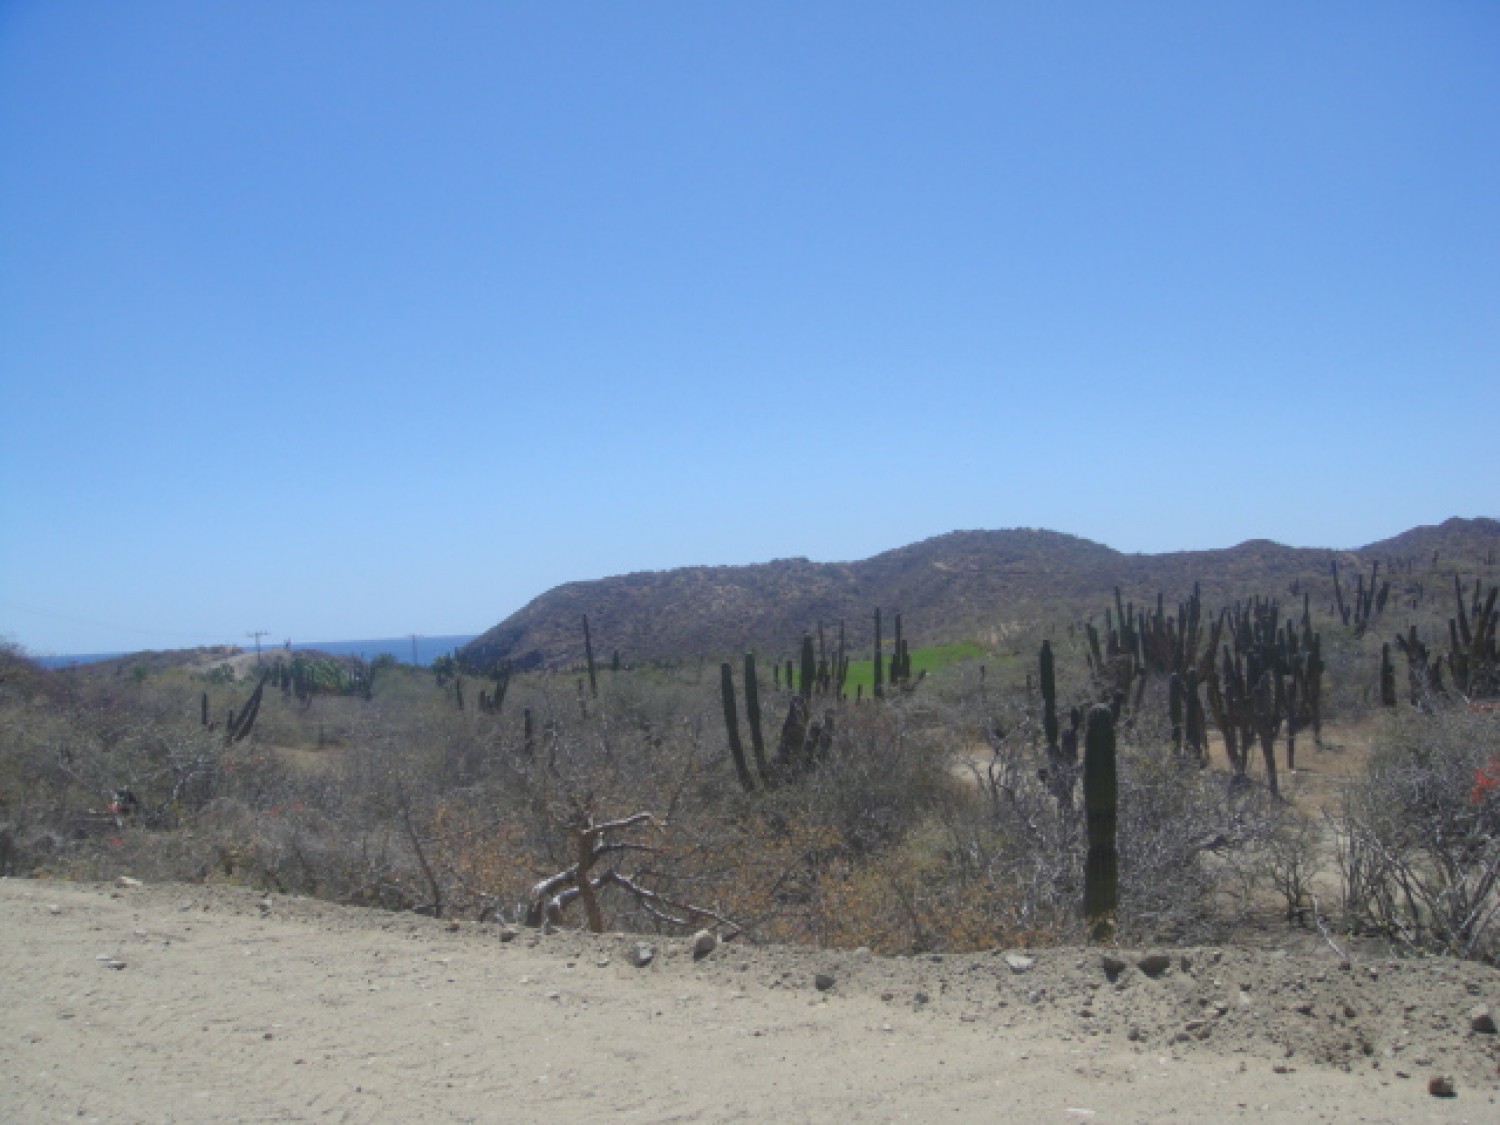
[279, 635, 479, 666]
[38, 634, 479, 669]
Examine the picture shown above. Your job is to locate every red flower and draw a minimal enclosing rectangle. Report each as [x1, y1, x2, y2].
[1471, 757, 1500, 805]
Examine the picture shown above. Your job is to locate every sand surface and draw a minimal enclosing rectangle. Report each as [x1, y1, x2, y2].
[3, 878, 1497, 1123]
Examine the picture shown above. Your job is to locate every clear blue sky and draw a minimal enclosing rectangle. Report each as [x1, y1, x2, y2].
[2, 2, 1496, 655]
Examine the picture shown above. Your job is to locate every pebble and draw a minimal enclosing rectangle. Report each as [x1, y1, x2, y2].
[690, 930, 718, 960]
[1005, 954, 1036, 974]
[1427, 1074, 1456, 1098]
[1137, 954, 1172, 978]
[814, 973, 835, 992]
[1469, 1004, 1496, 1034]
[630, 943, 656, 968]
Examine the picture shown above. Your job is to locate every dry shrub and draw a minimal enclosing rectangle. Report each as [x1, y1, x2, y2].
[807, 821, 1073, 954]
[1114, 749, 1281, 941]
[0, 650, 1315, 953]
[1331, 705, 1500, 959]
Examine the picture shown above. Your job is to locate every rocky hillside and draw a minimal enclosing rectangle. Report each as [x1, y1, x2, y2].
[460, 518, 1500, 671]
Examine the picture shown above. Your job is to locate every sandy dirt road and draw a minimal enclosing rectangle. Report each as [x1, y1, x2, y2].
[2, 879, 1495, 1124]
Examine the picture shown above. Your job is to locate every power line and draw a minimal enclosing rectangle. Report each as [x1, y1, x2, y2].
[246, 630, 269, 665]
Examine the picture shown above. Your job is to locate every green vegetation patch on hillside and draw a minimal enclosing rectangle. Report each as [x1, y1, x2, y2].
[840, 641, 985, 695]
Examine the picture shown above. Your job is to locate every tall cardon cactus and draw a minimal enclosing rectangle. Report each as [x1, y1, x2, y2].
[1040, 640, 1070, 808]
[720, 662, 756, 793]
[1083, 705, 1118, 942]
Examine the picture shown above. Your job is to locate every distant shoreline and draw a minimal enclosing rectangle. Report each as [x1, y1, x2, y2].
[36, 634, 479, 670]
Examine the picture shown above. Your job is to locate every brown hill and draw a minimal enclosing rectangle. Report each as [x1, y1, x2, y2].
[459, 517, 1500, 670]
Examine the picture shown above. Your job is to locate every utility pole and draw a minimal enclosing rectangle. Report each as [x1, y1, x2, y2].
[246, 630, 268, 665]
[407, 634, 422, 666]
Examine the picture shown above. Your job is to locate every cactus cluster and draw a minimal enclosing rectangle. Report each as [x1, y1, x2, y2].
[1168, 668, 1209, 763]
[719, 652, 834, 791]
[721, 613, 875, 793]
[1087, 584, 1322, 798]
[478, 661, 512, 715]
[1089, 584, 1209, 675]
[888, 613, 914, 686]
[1201, 596, 1323, 797]
[1392, 575, 1499, 706]
[865, 609, 915, 696]
[777, 621, 852, 701]
[1448, 576, 1499, 698]
[1084, 585, 1212, 720]
[1331, 558, 1390, 634]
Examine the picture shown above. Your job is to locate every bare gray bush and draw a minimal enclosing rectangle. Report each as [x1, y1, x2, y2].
[944, 696, 1290, 946]
[1330, 707, 1500, 959]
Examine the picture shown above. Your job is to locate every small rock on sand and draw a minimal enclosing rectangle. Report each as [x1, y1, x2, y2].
[1137, 954, 1172, 978]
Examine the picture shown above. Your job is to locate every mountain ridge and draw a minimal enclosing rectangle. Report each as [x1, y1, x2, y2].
[460, 517, 1500, 671]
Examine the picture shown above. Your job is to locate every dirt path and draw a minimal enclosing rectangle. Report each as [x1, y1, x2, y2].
[2, 879, 1496, 1123]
